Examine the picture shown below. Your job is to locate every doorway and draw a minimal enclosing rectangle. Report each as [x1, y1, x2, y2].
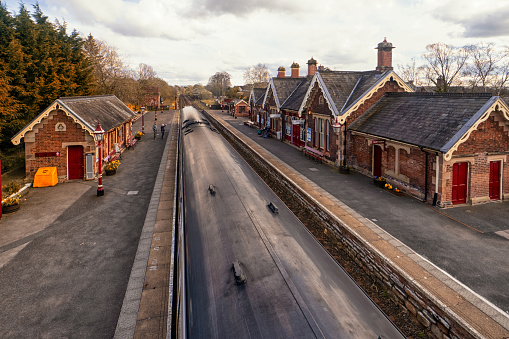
[452, 162, 468, 204]
[68, 145, 84, 180]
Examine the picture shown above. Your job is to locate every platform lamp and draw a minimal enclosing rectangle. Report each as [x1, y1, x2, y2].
[93, 121, 105, 197]
[331, 117, 346, 167]
[141, 106, 145, 134]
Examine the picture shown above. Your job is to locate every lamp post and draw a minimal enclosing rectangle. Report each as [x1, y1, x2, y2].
[93, 121, 105, 197]
[141, 106, 145, 134]
[331, 117, 345, 166]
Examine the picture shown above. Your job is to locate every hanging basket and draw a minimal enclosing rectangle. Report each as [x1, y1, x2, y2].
[2, 203, 20, 214]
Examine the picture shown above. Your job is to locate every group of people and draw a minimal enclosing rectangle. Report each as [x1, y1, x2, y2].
[152, 121, 166, 140]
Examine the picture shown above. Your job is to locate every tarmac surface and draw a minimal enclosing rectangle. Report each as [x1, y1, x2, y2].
[0, 109, 175, 338]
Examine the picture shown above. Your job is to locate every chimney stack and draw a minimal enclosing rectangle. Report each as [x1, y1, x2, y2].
[307, 57, 317, 76]
[291, 62, 300, 78]
[375, 37, 395, 73]
[277, 66, 286, 78]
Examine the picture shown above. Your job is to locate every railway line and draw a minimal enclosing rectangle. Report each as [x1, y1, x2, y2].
[169, 102, 405, 338]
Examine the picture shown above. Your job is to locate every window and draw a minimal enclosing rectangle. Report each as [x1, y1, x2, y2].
[316, 118, 329, 151]
[319, 96, 324, 105]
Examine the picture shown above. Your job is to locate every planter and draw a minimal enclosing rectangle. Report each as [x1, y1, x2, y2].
[338, 166, 350, 174]
[374, 178, 386, 188]
[2, 203, 20, 214]
[105, 169, 117, 176]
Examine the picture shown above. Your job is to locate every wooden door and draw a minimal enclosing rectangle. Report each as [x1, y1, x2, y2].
[292, 124, 300, 146]
[68, 145, 84, 180]
[452, 162, 468, 204]
[373, 145, 382, 177]
[489, 160, 501, 200]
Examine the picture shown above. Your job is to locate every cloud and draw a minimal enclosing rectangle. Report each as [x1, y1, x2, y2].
[432, 1, 509, 38]
[187, 0, 310, 16]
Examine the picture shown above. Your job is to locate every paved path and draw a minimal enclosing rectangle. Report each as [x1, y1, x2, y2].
[210, 110, 509, 335]
[0, 110, 175, 339]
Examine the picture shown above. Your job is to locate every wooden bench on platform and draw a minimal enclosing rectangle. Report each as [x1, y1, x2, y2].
[303, 146, 323, 163]
[244, 121, 256, 128]
[126, 138, 137, 150]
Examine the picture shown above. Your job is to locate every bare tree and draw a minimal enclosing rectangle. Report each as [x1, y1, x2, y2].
[421, 42, 469, 92]
[397, 57, 423, 87]
[207, 71, 231, 97]
[463, 43, 507, 92]
[492, 59, 509, 95]
[244, 63, 271, 88]
[137, 63, 157, 81]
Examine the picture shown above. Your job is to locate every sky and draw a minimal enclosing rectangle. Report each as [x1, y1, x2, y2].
[3, 0, 509, 86]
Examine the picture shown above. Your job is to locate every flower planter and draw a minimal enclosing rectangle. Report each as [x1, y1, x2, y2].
[2, 203, 20, 214]
[373, 178, 386, 188]
[105, 169, 117, 176]
[338, 166, 350, 174]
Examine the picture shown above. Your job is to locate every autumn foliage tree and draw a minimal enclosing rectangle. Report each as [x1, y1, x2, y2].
[0, 3, 94, 159]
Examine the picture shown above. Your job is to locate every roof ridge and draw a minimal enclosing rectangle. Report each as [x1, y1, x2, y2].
[386, 92, 493, 97]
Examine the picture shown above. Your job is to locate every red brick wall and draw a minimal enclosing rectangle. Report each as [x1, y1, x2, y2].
[25, 109, 93, 179]
[441, 113, 509, 205]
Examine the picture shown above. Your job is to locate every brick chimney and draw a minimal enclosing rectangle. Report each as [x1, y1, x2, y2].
[291, 62, 300, 78]
[277, 66, 286, 78]
[307, 57, 317, 76]
[375, 37, 395, 73]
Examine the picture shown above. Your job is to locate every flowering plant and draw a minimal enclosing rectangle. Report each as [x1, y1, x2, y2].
[135, 131, 144, 139]
[384, 183, 393, 190]
[2, 194, 20, 206]
[105, 160, 121, 171]
[375, 176, 386, 181]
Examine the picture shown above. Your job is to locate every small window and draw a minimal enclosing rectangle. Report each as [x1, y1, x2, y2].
[319, 96, 324, 105]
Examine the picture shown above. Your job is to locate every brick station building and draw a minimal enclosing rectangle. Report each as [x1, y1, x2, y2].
[350, 92, 509, 207]
[11, 95, 136, 182]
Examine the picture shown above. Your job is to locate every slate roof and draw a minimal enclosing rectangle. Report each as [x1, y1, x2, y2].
[251, 88, 266, 106]
[58, 95, 136, 132]
[317, 70, 386, 115]
[281, 77, 311, 112]
[268, 77, 305, 108]
[11, 95, 135, 145]
[349, 92, 498, 153]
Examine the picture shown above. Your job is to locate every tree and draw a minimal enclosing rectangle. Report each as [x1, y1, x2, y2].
[207, 71, 231, 97]
[421, 42, 469, 92]
[244, 63, 270, 88]
[397, 58, 424, 87]
[463, 43, 507, 93]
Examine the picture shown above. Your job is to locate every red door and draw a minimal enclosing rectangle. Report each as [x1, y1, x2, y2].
[373, 145, 382, 177]
[489, 160, 501, 200]
[452, 162, 468, 204]
[68, 145, 84, 180]
[292, 124, 300, 146]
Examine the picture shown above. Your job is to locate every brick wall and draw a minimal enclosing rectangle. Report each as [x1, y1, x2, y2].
[441, 113, 509, 205]
[24, 109, 94, 180]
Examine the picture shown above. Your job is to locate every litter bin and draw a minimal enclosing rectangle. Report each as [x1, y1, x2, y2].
[33, 167, 58, 187]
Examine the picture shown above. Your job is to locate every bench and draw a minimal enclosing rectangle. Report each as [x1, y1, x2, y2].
[105, 150, 121, 163]
[303, 146, 323, 163]
[126, 138, 137, 150]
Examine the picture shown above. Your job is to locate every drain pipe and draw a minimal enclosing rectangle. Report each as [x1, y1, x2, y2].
[434, 153, 440, 205]
[421, 147, 429, 203]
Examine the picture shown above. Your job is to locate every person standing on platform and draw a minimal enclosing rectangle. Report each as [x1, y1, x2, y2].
[152, 121, 157, 139]
[161, 124, 166, 139]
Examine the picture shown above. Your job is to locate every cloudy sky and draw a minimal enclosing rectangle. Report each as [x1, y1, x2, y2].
[3, 0, 509, 86]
